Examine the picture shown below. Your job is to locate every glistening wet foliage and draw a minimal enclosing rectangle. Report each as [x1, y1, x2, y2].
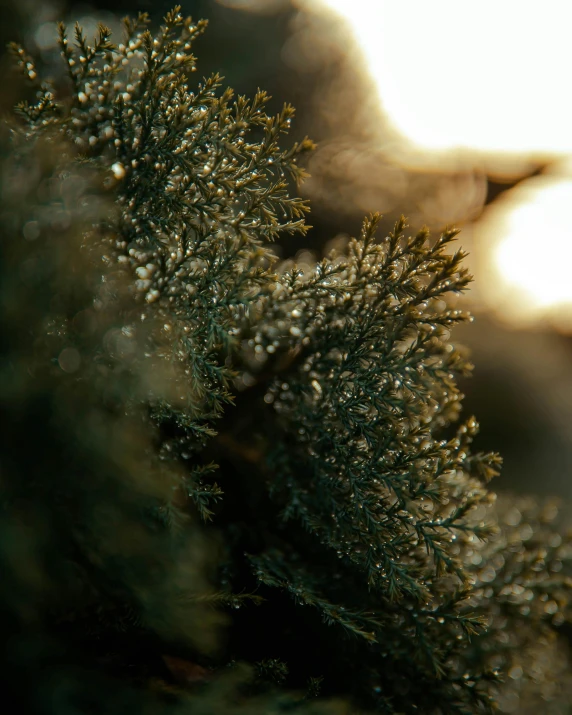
[3, 7, 572, 714]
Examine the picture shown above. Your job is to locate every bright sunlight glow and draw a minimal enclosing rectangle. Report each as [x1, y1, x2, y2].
[474, 173, 572, 327]
[310, 0, 572, 326]
[311, 0, 572, 157]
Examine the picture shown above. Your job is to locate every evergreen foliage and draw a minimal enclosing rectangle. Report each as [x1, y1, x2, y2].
[3, 8, 572, 713]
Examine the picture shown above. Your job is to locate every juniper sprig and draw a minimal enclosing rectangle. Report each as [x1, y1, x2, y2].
[4, 7, 572, 715]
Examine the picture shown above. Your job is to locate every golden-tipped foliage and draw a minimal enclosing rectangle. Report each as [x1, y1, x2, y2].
[5, 8, 572, 715]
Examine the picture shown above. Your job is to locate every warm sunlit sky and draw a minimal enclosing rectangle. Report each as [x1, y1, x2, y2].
[304, 0, 572, 328]
[313, 0, 572, 156]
